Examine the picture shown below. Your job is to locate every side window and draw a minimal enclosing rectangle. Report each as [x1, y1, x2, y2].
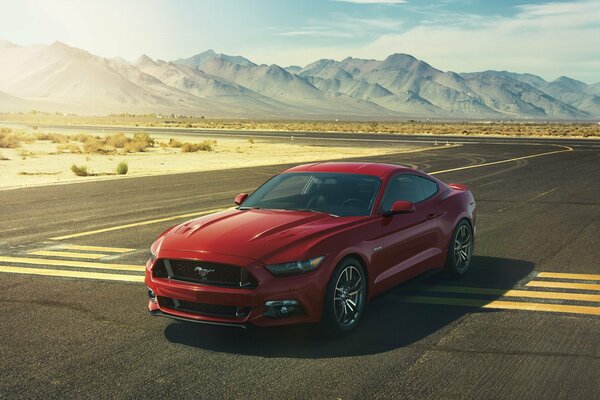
[381, 174, 423, 211]
[418, 177, 438, 200]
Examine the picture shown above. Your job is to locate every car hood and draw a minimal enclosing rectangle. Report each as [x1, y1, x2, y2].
[158, 208, 366, 263]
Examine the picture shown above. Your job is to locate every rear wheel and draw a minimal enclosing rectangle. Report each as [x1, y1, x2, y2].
[321, 258, 366, 336]
[445, 220, 473, 278]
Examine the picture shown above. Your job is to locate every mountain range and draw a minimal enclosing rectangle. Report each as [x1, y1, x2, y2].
[0, 40, 598, 120]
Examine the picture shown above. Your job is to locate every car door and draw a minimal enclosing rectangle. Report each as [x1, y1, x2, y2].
[373, 174, 443, 293]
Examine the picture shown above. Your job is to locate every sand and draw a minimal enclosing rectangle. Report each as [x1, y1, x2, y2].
[0, 130, 450, 190]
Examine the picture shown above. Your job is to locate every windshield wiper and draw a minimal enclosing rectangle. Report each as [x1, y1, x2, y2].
[285, 208, 339, 217]
[238, 206, 260, 210]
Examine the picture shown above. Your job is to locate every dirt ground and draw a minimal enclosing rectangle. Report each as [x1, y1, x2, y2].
[0, 129, 452, 190]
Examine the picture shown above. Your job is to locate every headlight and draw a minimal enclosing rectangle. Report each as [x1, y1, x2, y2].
[265, 256, 325, 276]
[149, 249, 157, 262]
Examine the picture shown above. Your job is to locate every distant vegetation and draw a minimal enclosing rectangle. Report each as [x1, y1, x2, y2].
[1, 113, 598, 138]
[162, 137, 215, 152]
[0, 127, 32, 148]
[181, 140, 214, 153]
[0, 128, 156, 154]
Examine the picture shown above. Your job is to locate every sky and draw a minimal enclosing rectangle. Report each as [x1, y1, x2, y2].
[0, 0, 599, 83]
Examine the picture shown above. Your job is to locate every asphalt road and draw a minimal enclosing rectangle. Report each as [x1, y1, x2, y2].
[0, 130, 599, 399]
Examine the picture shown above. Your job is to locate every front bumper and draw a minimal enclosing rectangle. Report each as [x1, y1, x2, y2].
[145, 250, 330, 327]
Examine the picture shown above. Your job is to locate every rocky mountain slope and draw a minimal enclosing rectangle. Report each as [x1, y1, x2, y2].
[0, 41, 597, 119]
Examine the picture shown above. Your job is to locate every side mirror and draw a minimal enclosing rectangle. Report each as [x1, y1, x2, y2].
[384, 200, 415, 217]
[234, 193, 248, 206]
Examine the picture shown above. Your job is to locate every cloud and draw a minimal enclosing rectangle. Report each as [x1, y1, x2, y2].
[275, 29, 354, 38]
[333, 0, 407, 4]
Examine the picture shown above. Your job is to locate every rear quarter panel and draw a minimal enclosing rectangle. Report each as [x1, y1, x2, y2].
[438, 187, 476, 254]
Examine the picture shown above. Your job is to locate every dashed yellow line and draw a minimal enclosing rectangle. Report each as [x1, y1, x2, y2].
[526, 281, 600, 291]
[398, 295, 600, 316]
[29, 250, 107, 260]
[49, 207, 227, 241]
[413, 285, 600, 302]
[0, 265, 144, 282]
[0, 256, 143, 272]
[536, 272, 600, 281]
[58, 244, 136, 253]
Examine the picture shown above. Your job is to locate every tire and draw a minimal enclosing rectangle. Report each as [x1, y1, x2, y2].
[320, 257, 367, 337]
[444, 219, 474, 278]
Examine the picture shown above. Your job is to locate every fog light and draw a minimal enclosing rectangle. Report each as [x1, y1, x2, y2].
[264, 300, 302, 318]
[147, 287, 157, 303]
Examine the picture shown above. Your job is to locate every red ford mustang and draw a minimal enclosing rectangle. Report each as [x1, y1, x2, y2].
[146, 162, 476, 335]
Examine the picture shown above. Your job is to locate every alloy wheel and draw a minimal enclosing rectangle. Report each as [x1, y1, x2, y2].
[453, 224, 472, 273]
[333, 265, 364, 327]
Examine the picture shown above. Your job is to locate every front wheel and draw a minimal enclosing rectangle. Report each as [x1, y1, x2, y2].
[321, 258, 366, 336]
[445, 219, 473, 278]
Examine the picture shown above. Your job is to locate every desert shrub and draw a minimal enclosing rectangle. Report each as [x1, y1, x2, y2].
[71, 164, 90, 176]
[123, 140, 145, 153]
[116, 161, 128, 175]
[106, 133, 128, 148]
[168, 138, 182, 148]
[72, 133, 93, 142]
[82, 136, 108, 154]
[0, 152, 9, 161]
[34, 132, 52, 140]
[52, 134, 67, 143]
[133, 131, 154, 147]
[180, 142, 198, 153]
[181, 140, 213, 153]
[0, 128, 29, 148]
[56, 143, 82, 154]
[248, 137, 254, 144]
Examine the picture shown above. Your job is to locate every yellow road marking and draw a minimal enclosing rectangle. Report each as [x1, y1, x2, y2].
[413, 285, 600, 302]
[29, 250, 107, 260]
[398, 295, 600, 316]
[429, 146, 573, 175]
[59, 244, 136, 253]
[49, 207, 227, 240]
[537, 272, 600, 281]
[0, 265, 144, 282]
[496, 186, 560, 212]
[526, 281, 600, 291]
[0, 256, 143, 272]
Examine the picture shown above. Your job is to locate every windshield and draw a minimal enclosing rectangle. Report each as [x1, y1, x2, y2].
[241, 172, 381, 217]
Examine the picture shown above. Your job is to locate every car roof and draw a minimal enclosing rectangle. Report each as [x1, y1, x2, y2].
[283, 162, 413, 177]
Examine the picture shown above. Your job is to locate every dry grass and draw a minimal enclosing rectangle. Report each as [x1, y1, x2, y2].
[18, 171, 60, 176]
[0, 128, 33, 148]
[71, 164, 90, 176]
[180, 140, 213, 153]
[167, 138, 182, 148]
[65, 132, 155, 154]
[56, 143, 82, 154]
[35, 132, 70, 143]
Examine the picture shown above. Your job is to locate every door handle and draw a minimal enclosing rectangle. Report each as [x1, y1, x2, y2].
[427, 212, 442, 220]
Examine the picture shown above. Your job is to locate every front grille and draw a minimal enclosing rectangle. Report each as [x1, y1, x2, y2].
[153, 259, 257, 288]
[158, 296, 251, 318]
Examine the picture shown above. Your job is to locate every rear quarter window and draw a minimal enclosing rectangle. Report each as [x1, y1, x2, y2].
[418, 176, 438, 200]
